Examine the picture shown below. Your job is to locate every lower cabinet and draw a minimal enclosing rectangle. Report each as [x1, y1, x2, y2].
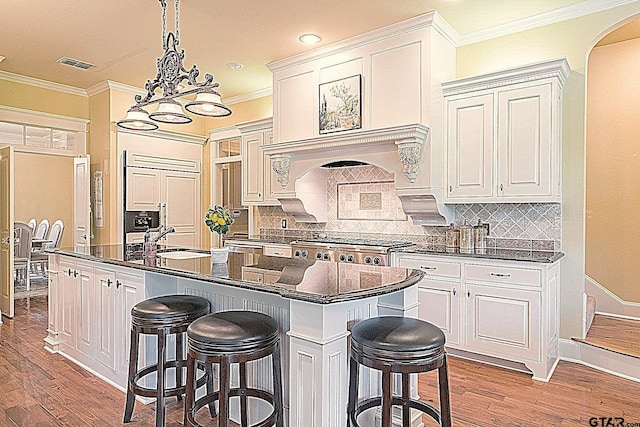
[395, 253, 560, 381]
[48, 255, 145, 389]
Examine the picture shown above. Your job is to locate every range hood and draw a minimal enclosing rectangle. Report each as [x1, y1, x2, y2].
[261, 123, 453, 225]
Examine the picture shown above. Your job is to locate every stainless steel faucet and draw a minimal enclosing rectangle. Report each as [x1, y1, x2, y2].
[153, 226, 176, 242]
[143, 225, 176, 244]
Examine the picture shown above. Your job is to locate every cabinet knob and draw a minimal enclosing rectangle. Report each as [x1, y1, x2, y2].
[500, 184, 504, 192]
[467, 290, 471, 298]
[452, 288, 457, 296]
[116, 280, 121, 289]
[67, 268, 72, 276]
[73, 270, 78, 278]
[107, 278, 112, 287]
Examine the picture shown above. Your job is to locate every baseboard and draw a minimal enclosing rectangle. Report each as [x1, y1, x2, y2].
[559, 338, 640, 383]
[585, 276, 640, 320]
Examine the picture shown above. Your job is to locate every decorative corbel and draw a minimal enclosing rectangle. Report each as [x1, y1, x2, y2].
[270, 154, 291, 189]
[395, 138, 424, 183]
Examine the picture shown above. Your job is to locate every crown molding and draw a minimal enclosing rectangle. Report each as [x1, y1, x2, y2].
[267, 11, 458, 72]
[224, 87, 273, 105]
[442, 58, 571, 96]
[457, 0, 640, 45]
[0, 70, 87, 97]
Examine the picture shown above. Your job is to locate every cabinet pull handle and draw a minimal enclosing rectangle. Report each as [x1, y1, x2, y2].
[116, 280, 121, 289]
[467, 290, 471, 298]
[67, 268, 73, 276]
[490, 272, 511, 278]
[420, 266, 437, 271]
[500, 184, 504, 192]
[73, 270, 78, 278]
[107, 278, 112, 287]
[449, 185, 452, 192]
[273, 252, 283, 256]
[452, 288, 457, 296]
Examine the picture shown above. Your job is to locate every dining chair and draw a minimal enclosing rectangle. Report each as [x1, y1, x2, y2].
[31, 219, 64, 276]
[14, 222, 33, 291]
[35, 219, 49, 240]
[27, 218, 37, 232]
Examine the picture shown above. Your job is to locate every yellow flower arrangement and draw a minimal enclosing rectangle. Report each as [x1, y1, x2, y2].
[205, 205, 234, 246]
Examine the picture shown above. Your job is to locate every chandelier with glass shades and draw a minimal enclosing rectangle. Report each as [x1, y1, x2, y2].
[116, 0, 231, 131]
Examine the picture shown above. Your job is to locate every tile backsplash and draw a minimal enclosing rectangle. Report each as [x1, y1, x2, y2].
[258, 165, 562, 251]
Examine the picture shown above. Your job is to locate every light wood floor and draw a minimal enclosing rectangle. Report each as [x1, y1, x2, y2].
[576, 314, 640, 359]
[1, 296, 640, 426]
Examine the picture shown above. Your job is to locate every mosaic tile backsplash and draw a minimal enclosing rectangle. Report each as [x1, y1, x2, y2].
[257, 165, 562, 251]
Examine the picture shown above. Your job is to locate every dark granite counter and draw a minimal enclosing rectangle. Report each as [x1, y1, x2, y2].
[395, 244, 564, 263]
[50, 245, 422, 304]
[223, 235, 299, 245]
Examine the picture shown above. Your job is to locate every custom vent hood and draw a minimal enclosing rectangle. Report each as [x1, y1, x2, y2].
[261, 124, 453, 225]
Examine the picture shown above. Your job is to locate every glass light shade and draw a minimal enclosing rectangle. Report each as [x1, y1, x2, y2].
[149, 99, 193, 124]
[116, 107, 159, 131]
[184, 90, 232, 117]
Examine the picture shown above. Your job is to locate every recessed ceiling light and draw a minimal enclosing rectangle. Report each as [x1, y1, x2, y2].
[299, 34, 322, 45]
[226, 62, 244, 70]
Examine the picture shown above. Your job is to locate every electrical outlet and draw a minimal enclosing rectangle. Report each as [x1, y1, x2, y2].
[281, 218, 287, 229]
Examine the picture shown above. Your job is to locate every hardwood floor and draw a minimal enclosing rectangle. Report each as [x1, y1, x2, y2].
[1, 296, 640, 426]
[576, 314, 640, 358]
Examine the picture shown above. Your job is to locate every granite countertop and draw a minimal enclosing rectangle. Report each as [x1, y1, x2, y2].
[224, 235, 564, 263]
[50, 245, 423, 304]
[223, 235, 299, 245]
[395, 244, 564, 263]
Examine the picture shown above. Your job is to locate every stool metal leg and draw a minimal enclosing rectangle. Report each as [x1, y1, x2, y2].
[381, 367, 392, 427]
[184, 354, 198, 427]
[156, 328, 166, 427]
[272, 341, 284, 427]
[347, 356, 359, 426]
[438, 357, 452, 427]
[240, 362, 248, 427]
[219, 357, 230, 427]
[401, 373, 410, 427]
[176, 332, 184, 402]
[123, 328, 140, 423]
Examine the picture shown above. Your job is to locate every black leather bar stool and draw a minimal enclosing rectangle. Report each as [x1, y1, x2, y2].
[184, 310, 284, 427]
[347, 316, 452, 427]
[123, 294, 212, 427]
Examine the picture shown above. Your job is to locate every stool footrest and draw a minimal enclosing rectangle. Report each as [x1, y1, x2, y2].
[187, 387, 277, 427]
[351, 396, 441, 427]
[129, 360, 208, 399]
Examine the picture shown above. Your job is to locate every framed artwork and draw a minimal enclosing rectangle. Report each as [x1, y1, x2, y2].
[319, 74, 362, 134]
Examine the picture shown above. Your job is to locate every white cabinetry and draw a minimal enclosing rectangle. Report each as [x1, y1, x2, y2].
[238, 118, 277, 205]
[47, 255, 145, 389]
[443, 58, 570, 203]
[395, 253, 560, 381]
[126, 167, 201, 247]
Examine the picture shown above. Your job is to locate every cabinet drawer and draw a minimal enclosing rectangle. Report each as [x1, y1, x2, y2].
[262, 244, 292, 258]
[464, 263, 541, 287]
[397, 256, 461, 279]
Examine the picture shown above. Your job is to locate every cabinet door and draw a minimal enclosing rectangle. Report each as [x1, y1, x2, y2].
[465, 283, 541, 361]
[59, 259, 77, 349]
[115, 271, 145, 378]
[242, 268, 264, 283]
[418, 278, 461, 346]
[447, 94, 494, 199]
[126, 167, 161, 211]
[497, 84, 552, 197]
[161, 170, 201, 248]
[95, 268, 117, 369]
[76, 263, 96, 358]
[242, 132, 265, 204]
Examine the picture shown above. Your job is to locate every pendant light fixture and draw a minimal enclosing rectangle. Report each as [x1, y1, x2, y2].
[116, 0, 231, 131]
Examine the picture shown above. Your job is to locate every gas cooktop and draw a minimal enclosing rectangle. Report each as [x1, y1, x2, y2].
[296, 237, 412, 249]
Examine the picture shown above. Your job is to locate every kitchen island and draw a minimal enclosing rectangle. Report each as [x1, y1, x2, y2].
[45, 245, 423, 427]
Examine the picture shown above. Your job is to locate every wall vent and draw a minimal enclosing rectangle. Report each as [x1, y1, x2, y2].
[57, 56, 94, 70]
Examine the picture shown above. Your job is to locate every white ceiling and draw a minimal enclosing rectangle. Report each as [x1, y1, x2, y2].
[0, 0, 634, 99]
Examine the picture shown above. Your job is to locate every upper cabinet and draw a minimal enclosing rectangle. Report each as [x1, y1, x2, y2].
[267, 12, 456, 143]
[443, 58, 570, 203]
[238, 118, 278, 206]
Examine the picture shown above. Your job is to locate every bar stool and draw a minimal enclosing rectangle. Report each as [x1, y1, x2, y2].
[347, 316, 452, 427]
[184, 310, 284, 427]
[123, 294, 212, 427]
